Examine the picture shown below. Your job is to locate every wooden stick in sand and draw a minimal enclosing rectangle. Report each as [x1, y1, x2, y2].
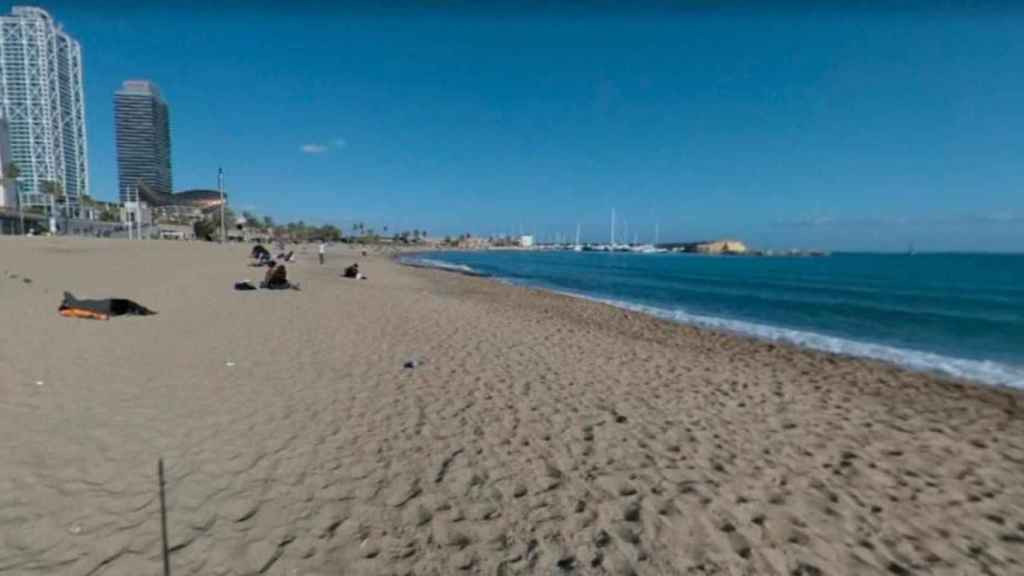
[159, 458, 171, 576]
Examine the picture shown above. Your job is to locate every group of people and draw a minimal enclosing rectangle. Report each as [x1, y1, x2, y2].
[252, 245, 295, 265]
[241, 242, 366, 291]
[246, 245, 295, 290]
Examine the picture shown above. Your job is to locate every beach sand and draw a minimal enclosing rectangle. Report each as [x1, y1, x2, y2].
[1, 237, 1023, 576]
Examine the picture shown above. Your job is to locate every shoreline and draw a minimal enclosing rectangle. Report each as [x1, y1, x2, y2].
[3, 237, 1023, 576]
[397, 250, 1024, 391]
[399, 252, 1024, 407]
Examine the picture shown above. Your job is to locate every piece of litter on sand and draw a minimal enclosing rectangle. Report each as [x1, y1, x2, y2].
[68, 524, 82, 535]
[225, 361, 236, 367]
[34, 380, 44, 387]
[403, 359, 421, 369]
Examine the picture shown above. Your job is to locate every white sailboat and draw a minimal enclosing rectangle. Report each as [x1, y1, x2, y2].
[611, 208, 616, 249]
[573, 223, 583, 251]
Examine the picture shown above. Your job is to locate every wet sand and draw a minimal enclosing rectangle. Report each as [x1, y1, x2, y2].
[1, 237, 1022, 576]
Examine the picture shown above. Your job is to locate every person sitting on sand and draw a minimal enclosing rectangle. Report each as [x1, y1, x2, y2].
[251, 244, 270, 260]
[343, 263, 360, 278]
[261, 262, 291, 289]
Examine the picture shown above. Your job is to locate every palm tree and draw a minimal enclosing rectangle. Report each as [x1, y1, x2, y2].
[4, 162, 23, 233]
[40, 180, 65, 234]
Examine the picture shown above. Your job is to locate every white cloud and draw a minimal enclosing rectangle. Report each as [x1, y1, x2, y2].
[301, 144, 328, 154]
[301, 138, 348, 155]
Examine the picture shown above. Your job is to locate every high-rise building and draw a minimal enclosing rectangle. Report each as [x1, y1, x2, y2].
[0, 6, 88, 210]
[115, 80, 171, 202]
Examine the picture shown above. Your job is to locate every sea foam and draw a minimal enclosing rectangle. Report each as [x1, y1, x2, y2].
[399, 256, 484, 276]
[574, 292, 1024, 390]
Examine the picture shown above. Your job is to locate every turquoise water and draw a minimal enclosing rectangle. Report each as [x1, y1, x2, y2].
[407, 251, 1024, 388]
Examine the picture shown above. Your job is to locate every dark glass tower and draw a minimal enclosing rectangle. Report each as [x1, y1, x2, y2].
[115, 80, 171, 202]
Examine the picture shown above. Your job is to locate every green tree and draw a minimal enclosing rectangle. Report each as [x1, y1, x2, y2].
[4, 162, 23, 233]
[193, 219, 216, 241]
[40, 180, 63, 213]
[99, 207, 119, 222]
[40, 180, 63, 197]
[262, 215, 274, 229]
[319, 224, 342, 242]
[40, 180, 67, 232]
[4, 162, 20, 180]
[208, 207, 236, 236]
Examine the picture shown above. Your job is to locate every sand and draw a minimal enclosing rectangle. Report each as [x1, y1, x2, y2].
[1, 237, 1023, 576]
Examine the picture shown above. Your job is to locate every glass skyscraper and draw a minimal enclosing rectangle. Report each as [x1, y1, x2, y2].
[0, 6, 88, 210]
[115, 80, 171, 202]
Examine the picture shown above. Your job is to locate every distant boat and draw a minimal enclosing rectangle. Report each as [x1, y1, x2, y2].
[610, 208, 617, 250]
[629, 244, 663, 254]
[907, 242, 916, 256]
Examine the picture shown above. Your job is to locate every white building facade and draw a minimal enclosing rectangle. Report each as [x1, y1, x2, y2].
[0, 6, 88, 212]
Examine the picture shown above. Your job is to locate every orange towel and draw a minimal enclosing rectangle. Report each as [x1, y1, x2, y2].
[59, 307, 110, 321]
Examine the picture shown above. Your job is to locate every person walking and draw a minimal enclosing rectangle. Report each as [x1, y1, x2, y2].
[318, 241, 326, 265]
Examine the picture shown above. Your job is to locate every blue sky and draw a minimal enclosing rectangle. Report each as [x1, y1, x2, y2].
[35, 1, 1024, 251]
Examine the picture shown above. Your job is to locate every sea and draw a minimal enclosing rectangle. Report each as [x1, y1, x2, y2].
[403, 251, 1024, 389]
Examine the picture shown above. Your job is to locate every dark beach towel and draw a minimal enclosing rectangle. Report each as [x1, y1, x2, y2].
[59, 292, 157, 319]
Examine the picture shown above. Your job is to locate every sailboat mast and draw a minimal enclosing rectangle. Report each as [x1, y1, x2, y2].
[611, 209, 616, 245]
